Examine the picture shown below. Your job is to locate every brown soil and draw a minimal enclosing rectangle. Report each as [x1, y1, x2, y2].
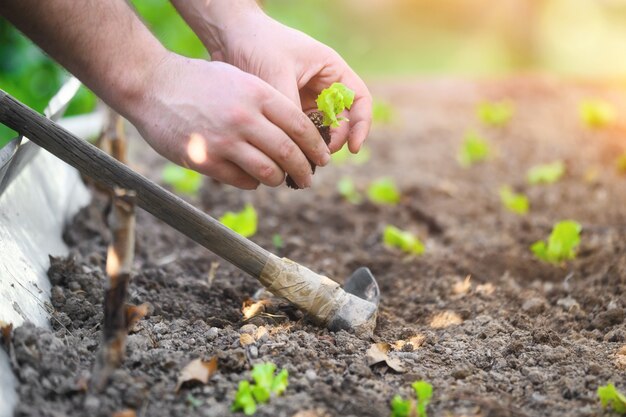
[6, 77, 626, 417]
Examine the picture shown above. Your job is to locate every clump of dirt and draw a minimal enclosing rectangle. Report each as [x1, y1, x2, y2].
[286, 111, 332, 189]
[6, 78, 626, 417]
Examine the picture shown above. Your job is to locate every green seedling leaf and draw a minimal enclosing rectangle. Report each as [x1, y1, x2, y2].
[390, 395, 411, 417]
[499, 186, 529, 215]
[527, 161, 565, 185]
[373, 99, 395, 124]
[458, 131, 490, 167]
[617, 153, 626, 174]
[337, 177, 363, 204]
[162, 163, 202, 195]
[580, 99, 616, 128]
[316, 82, 355, 127]
[412, 380, 433, 417]
[477, 101, 514, 126]
[219, 204, 257, 238]
[271, 369, 289, 396]
[272, 234, 284, 250]
[368, 178, 401, 205]
[531, 220, 582, 264]
[232, 381, 257, 416]
[598, 383, 626, 414]
[331, 145, 371, 165]
[186, 393, 203, 409]
[383, 225, 425, 255]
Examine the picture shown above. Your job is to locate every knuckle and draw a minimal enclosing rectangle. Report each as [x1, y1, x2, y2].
[291, 112, 311, 138]
[278, 139, 298, 162]
[257, 163, 282, 187]
[224, 107, 251, 126]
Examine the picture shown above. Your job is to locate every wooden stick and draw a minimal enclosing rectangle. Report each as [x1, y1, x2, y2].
[0, 89, 271, 280]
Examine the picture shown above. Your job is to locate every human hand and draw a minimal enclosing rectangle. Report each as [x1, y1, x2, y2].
[202, 9, 372, 154]
[126, 53, 331, 189]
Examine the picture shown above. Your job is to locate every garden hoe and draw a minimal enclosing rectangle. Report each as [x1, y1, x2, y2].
[0, 89, 380, 337]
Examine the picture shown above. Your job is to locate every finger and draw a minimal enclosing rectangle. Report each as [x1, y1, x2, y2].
[262, 90, 331, 168]
[225, 142, 286, 187]
[246, 121, 313, 188]
[185, 156, 260, 190]
[327, 110, 350, 153]
[337, 67, 373, 153]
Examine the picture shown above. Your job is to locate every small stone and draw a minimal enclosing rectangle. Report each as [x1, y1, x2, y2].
[239, 324, 257, 335]
[153, 322, 168, 334]
[249, 345, 258, 359]
[84, 395, 100, 412]
[556, 296, 579, 312]
[305, 369, 317, 382]
[522, 297, 547, 315]
[206, 327, 219, 341]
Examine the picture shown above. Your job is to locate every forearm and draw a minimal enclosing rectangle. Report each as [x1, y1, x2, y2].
[170, 0, 263, 55]
[0, 0, 167, 119]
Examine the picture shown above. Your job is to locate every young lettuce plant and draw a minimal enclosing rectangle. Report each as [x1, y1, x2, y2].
[232, 363, 289, 415]
[383, 225, 425, 256]
[219, 204, 258, 238]
[458, 131, 490, 167]
[337, 177, 363, 204]
[527, 161, 565, 185]
[531, 220, 582, 264]
[162, 163, 202, 196]
[287, 82, 355, 189]
[598, 383, 626, 414]
[390, 380, 433, 417]
[477, 100, 514, 126]
[368, 178, 401, 205]
[580, 99, 616, 128]
[499, 186, 529, 215]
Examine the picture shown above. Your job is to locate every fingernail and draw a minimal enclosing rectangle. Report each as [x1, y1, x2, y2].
[302, 176, 312, 188]
[319, 151, 331, 166]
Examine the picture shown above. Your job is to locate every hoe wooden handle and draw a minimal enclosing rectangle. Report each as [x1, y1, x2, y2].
[0, 89, 271, 279]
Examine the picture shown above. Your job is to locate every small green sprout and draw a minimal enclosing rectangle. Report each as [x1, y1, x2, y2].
[477, 101, 514, 126]
[331, 145, 371, 165]
[232, 363, 289, 415]
[598, 383, 626, 414]
[499, 186, 529, 215]
[389, 380, 433, 417]
[316, 82, 355, 127]
[162, 163, 202, 195]
[219, 204, 257, 238]
[531, 220, 582, 264]
[383, 225, 425, 255]
[373, 99, 395, 124]
[337, 177, 363, 204]
[616, 153, 626, 174]
[272, 234, 284, 250]
[367, 178, 401, 205]
[526, 161, 565, 185]
[186, 393, 203, 409]
[580, 99, 616, 128]
[458, 131, 490, 167]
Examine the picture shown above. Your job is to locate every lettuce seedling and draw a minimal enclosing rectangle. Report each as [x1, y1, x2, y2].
[337, 177, 363, 204]
[598, 383, 626, 414]
[373, 99, 395, 124]
[162, 163, 202, 195]
[383, 225, 425, 255]
[219, 204, 257, 238]
[499, 186, 529, 215]
[316, 82, 355, 127]
[526, 161, 565, 185]
[458, 131, 490, 167]
[477, 101, 514, 126]
[332, 145, 371, 165]
[531, 220, 582, 264]
[272, 234, 284, 250]
[390, 380, 433, 417]
[580, 99, 616, 128]
[232, 363, 289, 415]
[368, 178, 401, 205]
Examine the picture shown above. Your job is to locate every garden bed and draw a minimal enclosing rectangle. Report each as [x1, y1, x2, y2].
[8, 77, 626, 417]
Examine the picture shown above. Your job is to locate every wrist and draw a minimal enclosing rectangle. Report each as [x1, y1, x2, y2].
[171, 0, 264, 55]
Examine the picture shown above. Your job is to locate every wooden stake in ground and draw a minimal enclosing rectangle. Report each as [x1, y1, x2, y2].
[96, 107, 127, 164]
[91, 188, 136, 391]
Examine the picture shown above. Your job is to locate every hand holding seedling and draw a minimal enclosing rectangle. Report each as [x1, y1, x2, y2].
[173, 0, 373, 155]
[0, 0, 372, 190]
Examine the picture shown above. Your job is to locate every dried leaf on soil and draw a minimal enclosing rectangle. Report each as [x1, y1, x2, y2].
[112, 410, 136, 417]
[242, 299, 272, 320]
[452, 275, 472, 296]
[616, 345, 626, 370]
[125, 303, 148, 332]
[240, 333, 255, 346]
[393, 335, 425, 352]
[175, 356, 218, 393]
[430, 311, 463, 329]
[366, 343, 405, 372]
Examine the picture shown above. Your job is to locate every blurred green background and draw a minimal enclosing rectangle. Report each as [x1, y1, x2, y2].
[3, 0, 626, 147]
